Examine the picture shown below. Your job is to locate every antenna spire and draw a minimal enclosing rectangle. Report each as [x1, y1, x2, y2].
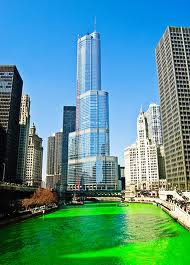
[94, 16, 96, 32]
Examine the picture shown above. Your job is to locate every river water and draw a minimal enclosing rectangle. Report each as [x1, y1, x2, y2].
[1, 202, 190, 265]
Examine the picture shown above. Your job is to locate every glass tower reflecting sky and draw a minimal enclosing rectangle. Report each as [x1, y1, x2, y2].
[68, 30, 118, 190]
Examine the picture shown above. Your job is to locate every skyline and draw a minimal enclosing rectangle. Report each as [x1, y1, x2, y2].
[1, 0, 190, 180]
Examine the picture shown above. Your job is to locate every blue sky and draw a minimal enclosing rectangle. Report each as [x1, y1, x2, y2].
[1, 0, 190, 178]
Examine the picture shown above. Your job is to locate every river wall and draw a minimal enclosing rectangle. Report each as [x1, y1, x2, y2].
[132, 197, 190, 231]
[0, 207, 58, 228]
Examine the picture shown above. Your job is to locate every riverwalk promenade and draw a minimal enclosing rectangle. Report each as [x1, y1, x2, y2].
[132, 197, 190, 231]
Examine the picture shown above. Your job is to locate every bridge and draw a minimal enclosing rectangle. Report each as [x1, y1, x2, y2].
[59, 190, 124, 202]
[0, 182, 36, 192]
[0, 182, 36, 217]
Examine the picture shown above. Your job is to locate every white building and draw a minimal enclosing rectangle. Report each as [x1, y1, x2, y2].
[16, 94, 30, 183]
[145, 103, 163, 146]
[124, 110, 159, 190]
[25, 124, 43, 187]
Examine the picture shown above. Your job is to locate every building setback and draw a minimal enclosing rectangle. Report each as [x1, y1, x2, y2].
[156, 26, 190, 190]
[25, 124, 43, 187]
[16, 94, 30, 183]
[67, 30, 118, 190]
[62, 106, 76, 189]
[124, 110, 159, 190]
[0, 65, 23, 183]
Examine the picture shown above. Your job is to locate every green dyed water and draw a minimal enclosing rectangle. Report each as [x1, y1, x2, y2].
[1, 203, 190, 265]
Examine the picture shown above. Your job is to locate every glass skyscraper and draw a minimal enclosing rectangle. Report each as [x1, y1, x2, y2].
[67, 30, 118, 190]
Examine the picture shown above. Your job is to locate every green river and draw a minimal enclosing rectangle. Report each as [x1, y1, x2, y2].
[1, 202, 190, 265]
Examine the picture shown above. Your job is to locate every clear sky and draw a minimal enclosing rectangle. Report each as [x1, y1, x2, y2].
[1, 0, 190, 179]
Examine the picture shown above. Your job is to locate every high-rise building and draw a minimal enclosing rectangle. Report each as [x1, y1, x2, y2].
[118, 165, 125, 190]
[16, 94, 30, 183]
[157, 145, 166, 180]
[156, 26, 190, 190]
[46, 131, 63, 189]
[25, 124, 43, 187]
[54, 131, 63, 185]
[124, 110, 159, 190]
[145, 103, 163, 146]
[46, 135, 55, 189]
[0, 65, 23, 183]
[62, 106, 76, 188]
[145, 103, 166, 181]
[67, 30, 118, 190]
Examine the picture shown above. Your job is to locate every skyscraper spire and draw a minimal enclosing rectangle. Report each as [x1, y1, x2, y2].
[94, 16, 96, 32]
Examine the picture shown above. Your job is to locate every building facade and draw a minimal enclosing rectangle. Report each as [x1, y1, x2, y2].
[157, 145, 166, 180]
[145, 103, 163, 146]
[62, 106, 76, 188]
[156, 26, 190, 190]
[25, 124, 43, 187]
[46, 135, 55, 189]
[145, 103, 166, 181]
[0, 65, 23, 183]
[16, 94, 30, 183]
[118, 165, 125, 190]
[67, 30, 118, 190]
[124, 110, 159, 190]
[46, 131, 63, 189]
[54, 132, 63, 181]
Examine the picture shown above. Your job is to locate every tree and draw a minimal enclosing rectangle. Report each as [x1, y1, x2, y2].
[21, 188, 57, 209]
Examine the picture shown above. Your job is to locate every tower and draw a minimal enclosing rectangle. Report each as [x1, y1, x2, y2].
[16, 94, 30, 183]
[67, 30, 118, 190]
[25, 124, 43, 187]
[124, 109, 159, 190]
[156, 26, 190, 190]
[0, 65, 23, 183]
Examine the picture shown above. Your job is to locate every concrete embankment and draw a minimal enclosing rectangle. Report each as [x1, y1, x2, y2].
[132, 197, 190, 231]
[0, 208, 58, 228]
[160, 201, 190, 231]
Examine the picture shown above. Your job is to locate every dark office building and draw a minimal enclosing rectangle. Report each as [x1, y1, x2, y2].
[118, 165, 125, 190]
[62, 106, 76, 189]
[0, 65, 23, 183]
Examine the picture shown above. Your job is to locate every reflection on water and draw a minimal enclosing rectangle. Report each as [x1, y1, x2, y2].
[1, 203, 190, 265]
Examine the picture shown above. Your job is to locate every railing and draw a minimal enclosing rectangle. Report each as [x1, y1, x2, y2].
[0, 181, 35, 191]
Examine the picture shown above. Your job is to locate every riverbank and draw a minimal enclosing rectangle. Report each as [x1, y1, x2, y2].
[2, 198, 190, 232]
[0, 207, 58, 228]
[160, 202, 190, 231]
[130, 197, 190, 231]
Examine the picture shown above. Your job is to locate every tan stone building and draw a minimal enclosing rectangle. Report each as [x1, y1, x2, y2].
[16, 94, 30, 183]
[25, 124, 43, 187]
